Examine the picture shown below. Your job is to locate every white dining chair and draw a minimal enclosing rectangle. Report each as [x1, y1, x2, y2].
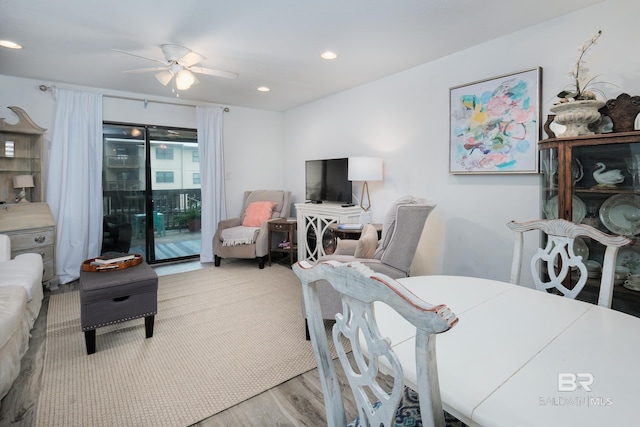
[507, 218, 632, 307]
[293, 260, 460, 427]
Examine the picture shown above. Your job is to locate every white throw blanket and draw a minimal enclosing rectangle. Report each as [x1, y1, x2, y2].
[221, 226, 261, 246]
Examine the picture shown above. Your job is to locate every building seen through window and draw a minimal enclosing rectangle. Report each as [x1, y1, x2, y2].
[102, 123, 200, 263]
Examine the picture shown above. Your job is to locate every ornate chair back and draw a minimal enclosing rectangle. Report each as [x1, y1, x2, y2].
[507, 219, 631, 307]
[293, 260, 457, 427]
[306, 197, 436, 331]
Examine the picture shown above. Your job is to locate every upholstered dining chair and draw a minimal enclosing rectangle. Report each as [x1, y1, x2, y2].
[293, 260, 459, 427]
[213, 189, 292, 269]
[303, 196, 436, 338]
[507, 218, 632, 307]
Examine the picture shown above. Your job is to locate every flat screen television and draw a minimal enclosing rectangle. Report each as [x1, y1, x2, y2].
[305, 158, 352, 204]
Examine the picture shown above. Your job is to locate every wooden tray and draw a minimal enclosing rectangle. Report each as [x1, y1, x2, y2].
[81, 254, 143, 272]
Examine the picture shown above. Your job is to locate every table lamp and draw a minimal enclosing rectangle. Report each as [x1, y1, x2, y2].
[13, 174, 34, 203]
[348, 157, 383, 213]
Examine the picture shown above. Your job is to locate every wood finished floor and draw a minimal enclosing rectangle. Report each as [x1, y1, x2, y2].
[0, 262, 375, 427]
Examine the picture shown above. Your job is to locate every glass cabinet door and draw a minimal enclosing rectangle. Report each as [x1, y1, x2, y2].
[540, 139, 640, 313]
[573, 142, 640, 233]
[540, 147, 559, 220]
[572, 142, 640, 275]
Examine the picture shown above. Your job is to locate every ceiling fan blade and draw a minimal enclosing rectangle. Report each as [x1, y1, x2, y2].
[189, 66, 239, 79]
[160, 44, 192, 61]
[155, 70, 174, 86]
[123, 66, 169, 74]
[111, 49, 167, 65]
[178, 51, 205, 67]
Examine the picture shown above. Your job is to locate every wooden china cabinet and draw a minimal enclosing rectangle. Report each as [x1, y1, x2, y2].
[539, 93, 640, 316]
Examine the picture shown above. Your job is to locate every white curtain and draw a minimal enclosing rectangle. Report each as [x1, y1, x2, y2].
[197, 106, 226, 262]
[46, 89, 103, 284]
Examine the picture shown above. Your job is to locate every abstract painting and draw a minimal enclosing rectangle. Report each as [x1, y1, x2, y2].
[449, 67, 541, 174]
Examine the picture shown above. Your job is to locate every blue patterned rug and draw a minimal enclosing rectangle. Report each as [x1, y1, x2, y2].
[348, 386, 468, 427]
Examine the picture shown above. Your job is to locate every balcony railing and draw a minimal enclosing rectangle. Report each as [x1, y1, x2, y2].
[105, 180, 141, 191]
[106, 156, 140, 168]
[104, 189, 201, 232]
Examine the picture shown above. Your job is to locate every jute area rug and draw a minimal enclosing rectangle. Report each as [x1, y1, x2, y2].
[35, 262, 327, 427]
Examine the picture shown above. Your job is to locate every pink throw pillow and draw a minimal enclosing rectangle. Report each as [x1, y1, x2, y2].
[242, 201, 276, 227]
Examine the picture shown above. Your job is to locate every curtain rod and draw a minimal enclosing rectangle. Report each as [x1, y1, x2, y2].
[38, 84, 230, 112]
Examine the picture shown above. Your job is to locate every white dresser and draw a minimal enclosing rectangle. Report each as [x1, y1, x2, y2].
[295, 203, 362, 262]
[0, 202, 57, 288]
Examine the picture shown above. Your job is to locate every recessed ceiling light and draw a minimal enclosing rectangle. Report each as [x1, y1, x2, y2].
[320, 51, 338, 60]
[0, 40, 22, 49]
[257, 86, 271, 92]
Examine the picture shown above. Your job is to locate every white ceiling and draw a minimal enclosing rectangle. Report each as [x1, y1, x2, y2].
[0, 0, 602, 111]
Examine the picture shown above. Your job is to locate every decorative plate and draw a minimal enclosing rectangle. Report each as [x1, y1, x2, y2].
[584, 259, 601, 271]
[556, 237, 589, 270]
[573, 237, 589, 261]
[599, 194, 640, 236]
[623, 281, 640, 291]
[544, 195, 586, 224]
[616, 248, 640, 274]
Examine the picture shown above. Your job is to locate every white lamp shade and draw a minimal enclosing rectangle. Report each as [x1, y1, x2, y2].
[155, 70, 174, 86]
[175, 69, 195, 90]
[13, 174, 34, 189]
[348, 157, 383, 181]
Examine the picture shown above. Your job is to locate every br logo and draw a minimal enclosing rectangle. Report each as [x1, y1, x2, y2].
[558, 373, 594, 392]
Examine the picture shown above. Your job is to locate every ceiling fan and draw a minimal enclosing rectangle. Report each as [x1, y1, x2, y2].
[112, 44, 238, 91]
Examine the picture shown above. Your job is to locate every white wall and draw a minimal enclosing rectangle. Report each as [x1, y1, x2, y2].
[0, 75, 285, 217]
[1, 0, 638, 284]
[284, 0, 640, 286]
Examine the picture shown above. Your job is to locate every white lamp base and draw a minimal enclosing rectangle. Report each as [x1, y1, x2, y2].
[359, 211, 372, 224]
[17, 188, 29, 203]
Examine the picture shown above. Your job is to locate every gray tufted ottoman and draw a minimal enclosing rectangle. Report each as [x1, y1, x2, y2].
[79, 262, 158, 354]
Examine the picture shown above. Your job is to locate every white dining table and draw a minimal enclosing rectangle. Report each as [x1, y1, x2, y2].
[372, 275, 640, 427]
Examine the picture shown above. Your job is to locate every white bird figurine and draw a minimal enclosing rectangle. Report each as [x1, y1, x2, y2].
[593, 162, 624, 187]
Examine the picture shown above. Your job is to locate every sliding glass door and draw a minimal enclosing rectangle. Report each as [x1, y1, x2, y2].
[102, 123, 201, 263]
[147, 126, 201, 261]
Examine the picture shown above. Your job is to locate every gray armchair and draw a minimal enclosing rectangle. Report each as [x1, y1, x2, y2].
[303, 196, 436, 337]
[213, 190, 292, 269]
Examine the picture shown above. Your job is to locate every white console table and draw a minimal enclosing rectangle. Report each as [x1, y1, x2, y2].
[295, 203, 362, 262]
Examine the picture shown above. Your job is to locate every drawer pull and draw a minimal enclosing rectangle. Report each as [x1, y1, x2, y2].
[35, 235, 46, 244]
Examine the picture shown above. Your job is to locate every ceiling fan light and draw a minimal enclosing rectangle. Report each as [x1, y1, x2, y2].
[155, 70, 174, 86]
[175, 69, 195, 90]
